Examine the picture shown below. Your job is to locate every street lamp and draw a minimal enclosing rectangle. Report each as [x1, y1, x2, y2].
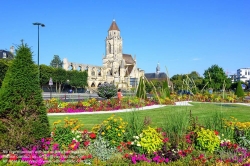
[33, 22, 45, 79]
[49, 77, 53, 99]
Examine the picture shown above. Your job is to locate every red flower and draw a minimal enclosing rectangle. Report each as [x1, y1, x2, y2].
[84, 141, 90, 147]
[83, 129, 88, 134]
[127, 141, 131, 145]
[163, 137, 169, 143]
[9, 154, 18, 161]
[87, 154, 92, 159]
[89, 132, 96, 139]
[214, 130, 219, 136]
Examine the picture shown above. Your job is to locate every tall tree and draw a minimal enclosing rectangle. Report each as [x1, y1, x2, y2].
[235, 81, 244, 97]
[0, 42, 50, 150]
[0, 59, 12, 88]
[50, 55, 63, 68]
[53, 68, 67, 93]
[67, 70, 88, 92]
[203, 64, 231, 91]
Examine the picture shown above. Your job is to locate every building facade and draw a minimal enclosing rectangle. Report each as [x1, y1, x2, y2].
[0, 46, 14, 59]
[63, 20, 144, 91]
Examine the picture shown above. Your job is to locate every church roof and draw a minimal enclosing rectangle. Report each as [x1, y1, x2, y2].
[122, 54, 135, 64]
[108, 20, 120, 31]
[145, 72, 168, 79]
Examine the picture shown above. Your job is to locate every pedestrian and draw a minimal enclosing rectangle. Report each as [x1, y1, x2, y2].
[117, 89, 123, 103]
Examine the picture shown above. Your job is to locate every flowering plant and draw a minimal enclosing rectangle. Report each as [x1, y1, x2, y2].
[92, 114, 127, 147]
[195, 128, 220, 153]
[97, 83, 117, 99]
[131, 126, 163, 154]
[52, 117, 84, 150]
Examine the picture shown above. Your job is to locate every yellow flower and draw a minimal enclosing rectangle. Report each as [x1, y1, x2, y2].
[118, 133, 121, 137]
[119, 126, 122, 129]
[102, 132, 105, 135]
[122, 130, 125, 133]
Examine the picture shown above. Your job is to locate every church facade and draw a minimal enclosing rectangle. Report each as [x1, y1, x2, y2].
[63, 20, 144, 91]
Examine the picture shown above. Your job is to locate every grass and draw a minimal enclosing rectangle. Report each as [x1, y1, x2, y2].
[47, 102, 250, 131]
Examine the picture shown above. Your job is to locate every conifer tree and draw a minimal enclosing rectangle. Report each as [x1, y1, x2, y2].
[0, 42, 50, 150]
[162, 80, 170, 98]
[235, 81, 244, 97]
[136, 76, 147, 99]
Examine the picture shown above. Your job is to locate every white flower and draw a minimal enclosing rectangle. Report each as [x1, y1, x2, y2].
[139, 133, 143, 138]
[137, 143, 141, 147]
[76, 135, 80, 138]
[131, 142, 134, 145]
[222, 134, 224, 137]
[135, 136, 139, 139]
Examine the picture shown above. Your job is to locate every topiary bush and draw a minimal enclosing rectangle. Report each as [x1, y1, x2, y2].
[97, 82, 117, 99]
[136, 76, 147, 99]
[0, 42, 50, 151]
[235, 81, 244, 98]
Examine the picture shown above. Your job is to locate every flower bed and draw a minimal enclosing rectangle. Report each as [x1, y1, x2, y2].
[46, 97, 160, 113]
[1, 113, 250, 165]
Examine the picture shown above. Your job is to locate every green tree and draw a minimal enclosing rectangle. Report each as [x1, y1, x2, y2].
[136, 76, 147, 99]
[235, 81, 244, 97]
[40, 64, 54, 89]
[203, 65, 231, 91]
[53, 68, 67, 93]
[50, 55, 63, 68]
[0, 59, 12, 88]
[170, 74, 184, 91]
[162, 80, 170, 98]
[0, 42, 50, 151]
[67, 70, 88, 92]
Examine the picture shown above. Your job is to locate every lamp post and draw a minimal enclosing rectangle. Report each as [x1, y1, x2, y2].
[33, 22, 45, 80]
[49, 77, 53, 99]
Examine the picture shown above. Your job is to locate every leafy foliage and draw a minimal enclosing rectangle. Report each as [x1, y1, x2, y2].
[67, 70, 88, 92]
[0, 42, 50, 151]
[162, 80, 170, 98]
[195, 128, 220, 153]
[203, 65, 231, 91]
[88, 136, 117, 161]
[92, 114, 127, 147]
[136, 76, 147, 99]
[50, 55, 63, 68]
[235, 81, 244, 97]
[97, 82, 117, 99]
[0, 59, 12, 88]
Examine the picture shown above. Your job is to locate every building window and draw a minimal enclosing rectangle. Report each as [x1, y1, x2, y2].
[245, 71, 247, 75]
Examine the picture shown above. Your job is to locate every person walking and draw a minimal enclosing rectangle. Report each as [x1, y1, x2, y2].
[117, 89, 123, 103]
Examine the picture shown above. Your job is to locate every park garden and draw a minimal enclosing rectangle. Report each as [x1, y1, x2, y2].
[0, 43, 250, 165]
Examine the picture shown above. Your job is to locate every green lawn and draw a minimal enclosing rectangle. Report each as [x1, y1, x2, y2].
[47, 102, 250, 131]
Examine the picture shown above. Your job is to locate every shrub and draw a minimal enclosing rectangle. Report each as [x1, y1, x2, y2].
[88, 136, 117, 161]
[92, 114, 127, 147]
[52, 117, 84, 150]
[98, 83, 117, 99]
[0, 42, 50, 151]
[195, 128, 220, 153]
[235, 81, 244, 97]
[131, 126, 163, 154]
[136, 76, 147, 99]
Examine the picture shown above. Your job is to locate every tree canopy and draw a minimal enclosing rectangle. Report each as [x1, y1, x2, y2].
[203, 65, 231, 91]
[50, 55, 63, 68]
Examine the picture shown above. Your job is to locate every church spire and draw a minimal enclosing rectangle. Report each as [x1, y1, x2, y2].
[156, 62, 160, 74]
[108, 19, 120, 31]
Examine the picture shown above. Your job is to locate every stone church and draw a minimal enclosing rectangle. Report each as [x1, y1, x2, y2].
[63, 20, 144, 91]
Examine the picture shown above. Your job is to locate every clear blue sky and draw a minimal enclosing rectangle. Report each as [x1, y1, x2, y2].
[1, 0, 249, 77]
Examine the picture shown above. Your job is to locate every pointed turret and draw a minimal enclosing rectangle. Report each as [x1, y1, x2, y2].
[108, 19, 120, 31]
[156, 63, 160, 75]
